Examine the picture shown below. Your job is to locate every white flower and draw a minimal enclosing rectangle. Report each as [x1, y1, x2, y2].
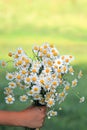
[54, 58, 63, 67]
[20, 95, 28, 102]
[78, 70, 83, 79]
[27, 90, 34, 96]
[72, 79, 78, 87]
[32, 85, 41, 94]
[33, 94, 41, 100]
[24, 76, 31, 84]
[8, 82, 16, 89]
[0, 60, 7, 67]
[47, 98, 55, 107]
[15, 73, 22, 82]
[16, 48, 24, 55]
[79, 97, 85, 103]
[69, 66, 74, 75]
[5, 95, 15, 104]
[4, 87, 13, 95]
[6, 72, 14, 81]
[47, 110, 57, 117]
[31, 74, 38, 83]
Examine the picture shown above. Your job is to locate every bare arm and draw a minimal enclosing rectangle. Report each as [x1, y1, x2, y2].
[0, 106, 46, 128]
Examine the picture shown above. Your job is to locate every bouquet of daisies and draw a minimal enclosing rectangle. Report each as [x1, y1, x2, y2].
[2, 43, 84, 130]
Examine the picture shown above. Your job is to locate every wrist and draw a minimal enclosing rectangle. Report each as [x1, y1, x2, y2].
[0, 110, 22, 127]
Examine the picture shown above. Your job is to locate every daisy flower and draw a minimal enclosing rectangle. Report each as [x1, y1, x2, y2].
[0, 60, 7, 67]
[54, 58, 63, 67]
[69, 66, 74, 75]
[20, 95, 28, 102]
[5, 95, 15, 104]
[33, 94, 41, 100]
[4, 87, 13, 95]
[6, 72, 14, 81]
[8, 81, 16, 89]
[32, 85, 41, 94]
[16, 48, 24, 55]
[24, 77, 31, 84]
[47, 98, 55, 107]
[79, 97, 85, 103]
[78, 70, 83, 79]
[72, 79, 78, 87]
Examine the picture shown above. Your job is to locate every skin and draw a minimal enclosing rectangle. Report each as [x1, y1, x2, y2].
[0, 106, 46, 128]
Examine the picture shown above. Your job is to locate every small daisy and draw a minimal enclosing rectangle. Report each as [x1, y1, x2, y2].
[39, 97, 45, 105]
[48, 110, 57, 117]
[47, 98, 55, 107]
[6, 72, 14, 81]
[79, 97, 85, 103]
[69, 66, 74, 75]
[24, 77, 31, 84]
[0, 60, 7, 67]
[4, 87, 13, 95]
[15, 73, 22, 82]
[27, 90, 33, 96]
[61, 65, 68, 74]
[5, 95, 15, 104]
[78, 70, 83, 79]
[33, 45, 39, 52]
[72, 79, 78, 87]
[33, 94, 41, 100]
[32, 85, 41, 94]
[8, 81, 16, 89]
[20, 95, 28, 102]
[8, 51, 13, 57]
[31, 74, 38, 83]
[54, 58, 63, 67]
[43, 67, 51, 74]
[17, 48, 24, 55]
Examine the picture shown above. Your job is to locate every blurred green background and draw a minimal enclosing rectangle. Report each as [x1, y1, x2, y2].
[0, 0, 87, 130]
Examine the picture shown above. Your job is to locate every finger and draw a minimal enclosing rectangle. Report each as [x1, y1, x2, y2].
[39, 106, 47, 113]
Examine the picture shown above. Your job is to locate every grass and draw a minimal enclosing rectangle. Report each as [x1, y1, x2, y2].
[0, 0, 87, 130]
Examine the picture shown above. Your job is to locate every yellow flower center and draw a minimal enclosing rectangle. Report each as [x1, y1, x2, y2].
[57, 61, 61, 64]
[53, 81, 57, 85]
[32, 69, 37, 73]
[65, 86, 70, 90]
[8, 52, 12, 57]
[25, 59, 30, 64]
[15, 54, 19, 59]
[10, 83, 15, 86]
[1, 61, 6, 66]
[60, 92, 65, 97]
[50, 44, 54, 48]
[44, 45, 48, 49]
[65, 59, 69, 63]
[43, 50, 47, 55]
[17, 75, 21, 79]
[40, 79, 44, 84]
[69, 55, 73, 59]
[48, 100, 53, 105]
[46, 68, 50, 73]
[26, 77, 30, 82]
[8, 75, 13, 79]
[18, 60, 22, 65]
[61, 56, 65, 60]
[18, 49, 22, 54]
[63, 66, 67, 71]
[57, 68, 61, 73]
[22, 70, 26, 74]
[32, 77, 37, 82]
[34, 46, 39, 51]
[53, 52, 58, 56]
[8, 98, 13, 102]
[34, 87, 38, 91]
